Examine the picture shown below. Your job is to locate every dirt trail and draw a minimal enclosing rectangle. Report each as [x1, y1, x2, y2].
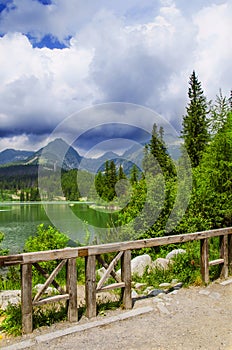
[1, 279, 232, 350]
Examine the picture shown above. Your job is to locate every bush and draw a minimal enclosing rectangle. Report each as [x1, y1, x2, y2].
[24, 224, 69, 252]
[24, 224, 69, 285]
[1, 302, 68, 336]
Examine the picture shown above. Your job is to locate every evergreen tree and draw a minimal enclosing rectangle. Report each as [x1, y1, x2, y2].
[181, 71, 209, 167]
[143, 123, 176, 178]
[95, 171, 104, 198]
[130, 164, 138, 184]
[118, 164, 126, 180]
[209, 89, 230, 134]
[108, 160, 117, 201]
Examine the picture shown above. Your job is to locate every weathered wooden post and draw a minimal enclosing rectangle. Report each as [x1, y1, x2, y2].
[220, 235, 228, 279]
[21, 263, 33, 334]
[200, 238, 209, 284]
[85, 255, 96, 318]
[228, 234, 232, 272]
[66, 258, 78, 322]
[121, 250, 132, 309]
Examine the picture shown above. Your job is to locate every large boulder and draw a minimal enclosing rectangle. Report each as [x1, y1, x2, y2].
[117, 254, 152, 278]
[0, 290, 21, 310]
[131, 254, 152, 277]
[152, 257, 170, 270]
[166, 249, 186, 260]
[33, 284, 57, 296]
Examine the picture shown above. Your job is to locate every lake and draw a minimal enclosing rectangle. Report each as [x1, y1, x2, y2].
[0, 202, 118, 253]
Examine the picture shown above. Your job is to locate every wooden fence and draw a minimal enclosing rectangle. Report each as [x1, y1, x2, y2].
[0, 227, 232, 334]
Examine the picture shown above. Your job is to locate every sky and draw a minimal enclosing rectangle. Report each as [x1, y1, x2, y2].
[0, 0, 231, 155]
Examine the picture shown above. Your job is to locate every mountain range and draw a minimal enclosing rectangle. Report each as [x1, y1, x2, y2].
[0, 138, 181, 176]
[0, 138, 144, 173]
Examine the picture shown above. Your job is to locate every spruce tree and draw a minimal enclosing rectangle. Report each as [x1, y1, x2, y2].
[209, 89, 230, 134]
[118, 164, 126, 180]
[144, 123, 176, 178]
[181, 71, 209, 167]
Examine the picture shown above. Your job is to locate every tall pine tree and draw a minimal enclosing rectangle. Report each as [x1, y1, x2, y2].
[181, 71, 209, 167]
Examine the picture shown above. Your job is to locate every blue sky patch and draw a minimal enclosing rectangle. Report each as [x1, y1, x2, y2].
[27, 33, 69, 49]
[36, 0, 52, 5]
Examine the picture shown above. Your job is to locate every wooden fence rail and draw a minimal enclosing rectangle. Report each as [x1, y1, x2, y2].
[0, 227, 232, 334]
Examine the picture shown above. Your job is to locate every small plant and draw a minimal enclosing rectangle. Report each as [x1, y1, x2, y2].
[97, 300, 121, 315]
[33, 303, 67, 329]
[1, 303, 22, 336]
[0, 302, 68, 336]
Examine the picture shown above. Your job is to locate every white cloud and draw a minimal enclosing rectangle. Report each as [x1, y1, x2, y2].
[0, 133, 46, 151]
[0, 32, 95, 135]
[0, 0, 231, 151]
[193, 2, 232, 99]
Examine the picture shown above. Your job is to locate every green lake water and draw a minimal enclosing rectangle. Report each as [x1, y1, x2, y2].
[0, 202, 118, 253]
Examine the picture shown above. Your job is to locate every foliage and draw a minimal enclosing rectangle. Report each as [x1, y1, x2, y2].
[24, 224, 69, 284]
[209, 89, 231, 134]
[181, 70, 209, 167]
[25, 224, 69, 252]
[1, 304, 22, 336]
[1, 302, 68, 336]
[134, 242, 202, 288]
[192, 112, 232, 228]
[95, 160, 121, 202]
[61, 169, 80, 200]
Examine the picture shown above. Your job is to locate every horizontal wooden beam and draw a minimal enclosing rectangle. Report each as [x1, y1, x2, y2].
[32, 294, 69, 306]
[97, 282, 125, 292]
[79, 227, 232, 256]
[0, 227, 232, 265]
[0, 248, 79, 266]
[209, 258, 224, 266]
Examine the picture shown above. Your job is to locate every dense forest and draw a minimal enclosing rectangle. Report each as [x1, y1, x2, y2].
[0, 71, 231, 240]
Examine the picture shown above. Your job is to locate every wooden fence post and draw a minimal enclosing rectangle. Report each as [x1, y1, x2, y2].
[200, 238, 209, 284]
[121, 250, 132, 309]
[220, 235, 228, 279]
[66, 258, 78, 322]
[85, 255, 96, 318]
[228, 234, 232, 272]
[21, 263, 33, 334]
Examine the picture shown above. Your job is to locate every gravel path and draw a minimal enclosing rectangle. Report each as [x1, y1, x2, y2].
[1, 279, 232, 350]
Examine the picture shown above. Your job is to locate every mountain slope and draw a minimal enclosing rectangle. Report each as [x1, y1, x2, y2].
[25, 138, 82, 170]
[0, 149, 34, 165]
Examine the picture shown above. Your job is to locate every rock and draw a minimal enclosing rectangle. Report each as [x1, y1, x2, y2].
[156, 302, 170, 314]
[131, 290, 138, 298]
[209, 292, 221, 300]
[199, 290, 210, 296]
[152, 258, 170, 270]
[173, 282, 183, 290]
[33, 284, 56, 296]
[131, 254, 152, 277]
[148, 289, 166, 297]
[169, 290, 178, 295]
[166, 249, 186, 260]
[134, 283, 147, 290]
[144, 286, 154, 295]
[0, 290, 21, 310]
[159, 282, 171, 288]
[96, 267, 106, 279]
[117, 254, 152, 278]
